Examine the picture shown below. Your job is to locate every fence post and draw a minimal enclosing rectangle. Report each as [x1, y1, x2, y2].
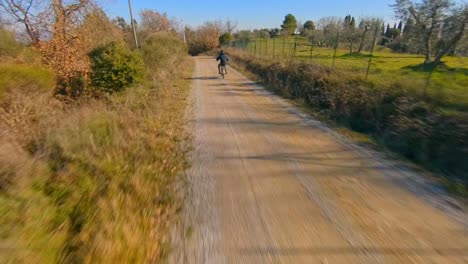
[332, 31, 340, 70]
[309, 36, 314, 64]
[265, 38, 268, 57]
[258, 38, 262, 57]
[282, 35, 285, 59]
[273, 37, 276, 60]
[293, 34, 298, 62]
[365, 26, 379, 79]
[254, 39, 257, 57]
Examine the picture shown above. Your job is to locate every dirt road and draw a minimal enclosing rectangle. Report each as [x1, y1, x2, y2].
[171, 56, 468, 264]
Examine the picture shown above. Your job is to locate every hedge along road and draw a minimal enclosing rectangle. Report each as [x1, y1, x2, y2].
[171, 56, 468, 264]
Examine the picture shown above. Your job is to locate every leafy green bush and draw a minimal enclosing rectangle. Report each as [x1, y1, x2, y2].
[0, 64, 55, 98]
[89, 42, 144, 93]
[219, 33, 233, 46]
[141, 32, 186, 79]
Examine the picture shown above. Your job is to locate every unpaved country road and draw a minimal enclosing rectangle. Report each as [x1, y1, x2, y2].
[170, 56, 468, 264]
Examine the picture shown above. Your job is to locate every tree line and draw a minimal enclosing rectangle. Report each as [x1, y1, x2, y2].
[222, 0, 467, 65]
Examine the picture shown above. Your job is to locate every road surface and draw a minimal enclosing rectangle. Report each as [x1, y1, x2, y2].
[170, 56, 468, 264]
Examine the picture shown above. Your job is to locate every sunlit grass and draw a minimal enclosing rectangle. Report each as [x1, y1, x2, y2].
[240, 37, 468, 111]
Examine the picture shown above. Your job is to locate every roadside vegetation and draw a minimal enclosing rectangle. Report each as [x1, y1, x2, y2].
[0, 1, 191, 263]
[227, 48, 467, 196]
[236, 37, 467, 111]
[218, 0, 468, 195]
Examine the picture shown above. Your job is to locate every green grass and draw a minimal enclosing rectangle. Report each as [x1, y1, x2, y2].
[0, 64, 55, 98]
[236, 37, 468, 111]
[0, 30, 24, 58]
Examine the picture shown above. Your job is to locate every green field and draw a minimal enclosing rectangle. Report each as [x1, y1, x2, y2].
[232, 37, 468, 112]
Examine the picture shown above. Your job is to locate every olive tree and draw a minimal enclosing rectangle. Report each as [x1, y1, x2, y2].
[394, 0, 468, 64]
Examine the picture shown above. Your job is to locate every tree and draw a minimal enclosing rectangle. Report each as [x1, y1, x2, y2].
[304, 20, 315, 30]
[113, 16, 136, 47]
[433, 6, 468, 63]
[0, 0, 48, 45]
[393, 0, 467, 64]
[140, 9, 171, 35]
[385, 24, 391, 37]
[269, 28, 280, 38]
[308, 29, 325, 47]
[281, 14, 297, 35]
[403, 18, 414, 34]
[114, 16, 130, 30]
[234, 30, 254, 48]
[225, 18, 238, 34]
[219, 32, 233, 46]
[186, 21, 221, 55]
[79, 8, 124, 52]
[343, 15, 359, 52]
[301, 20, 315, 35]
[357, 20, 371, 53]
[360, 18, 383, 52]
[0, 0, 94, 95]
[318, 17, 342, 47]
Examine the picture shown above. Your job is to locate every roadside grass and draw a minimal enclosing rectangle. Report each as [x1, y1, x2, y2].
[240, 37, 468, 111]
[0, 34, 193, 262]
[0, 64, 55, 99]
[227, 48, 467, 197]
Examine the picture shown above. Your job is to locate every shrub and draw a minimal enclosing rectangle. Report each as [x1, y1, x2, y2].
[141, 32, 186, 79]
[0, 30, 24, 59]
[0, 64, 55, 98]
[89, 42, 144, 93]
[219, 33, 234, 46]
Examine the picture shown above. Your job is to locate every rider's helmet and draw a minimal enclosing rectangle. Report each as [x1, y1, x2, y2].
[220, 50, 224, 55]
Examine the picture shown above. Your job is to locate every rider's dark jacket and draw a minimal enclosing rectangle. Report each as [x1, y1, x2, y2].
[216, 53, 230, 66]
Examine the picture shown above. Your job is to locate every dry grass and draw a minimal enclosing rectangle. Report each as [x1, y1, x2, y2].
[0, 44, 193, 263]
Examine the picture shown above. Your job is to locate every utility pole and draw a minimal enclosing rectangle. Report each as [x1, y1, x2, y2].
[128, 0, 139, 49]
[182, 21, 187, 47]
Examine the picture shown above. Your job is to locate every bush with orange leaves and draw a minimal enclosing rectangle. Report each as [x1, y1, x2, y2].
[0, 0, 125, 97]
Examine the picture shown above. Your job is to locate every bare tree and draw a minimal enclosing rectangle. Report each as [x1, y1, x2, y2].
[140, 9, 171, 33]
[0, 0, 50, 45]
[225, 18, 237, 34]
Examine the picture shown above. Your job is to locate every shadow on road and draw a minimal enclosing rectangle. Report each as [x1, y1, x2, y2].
[237, 246, 468, 257]
[186, 76, 220, 80]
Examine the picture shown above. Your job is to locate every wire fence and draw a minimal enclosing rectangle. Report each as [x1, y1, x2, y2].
[227, 36, 467, 111]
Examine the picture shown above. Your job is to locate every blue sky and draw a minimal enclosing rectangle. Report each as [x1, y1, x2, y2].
[101, 0, 398, 29]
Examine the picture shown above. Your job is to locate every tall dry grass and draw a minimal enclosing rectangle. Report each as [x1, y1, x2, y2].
[0, 33, 192, 263]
